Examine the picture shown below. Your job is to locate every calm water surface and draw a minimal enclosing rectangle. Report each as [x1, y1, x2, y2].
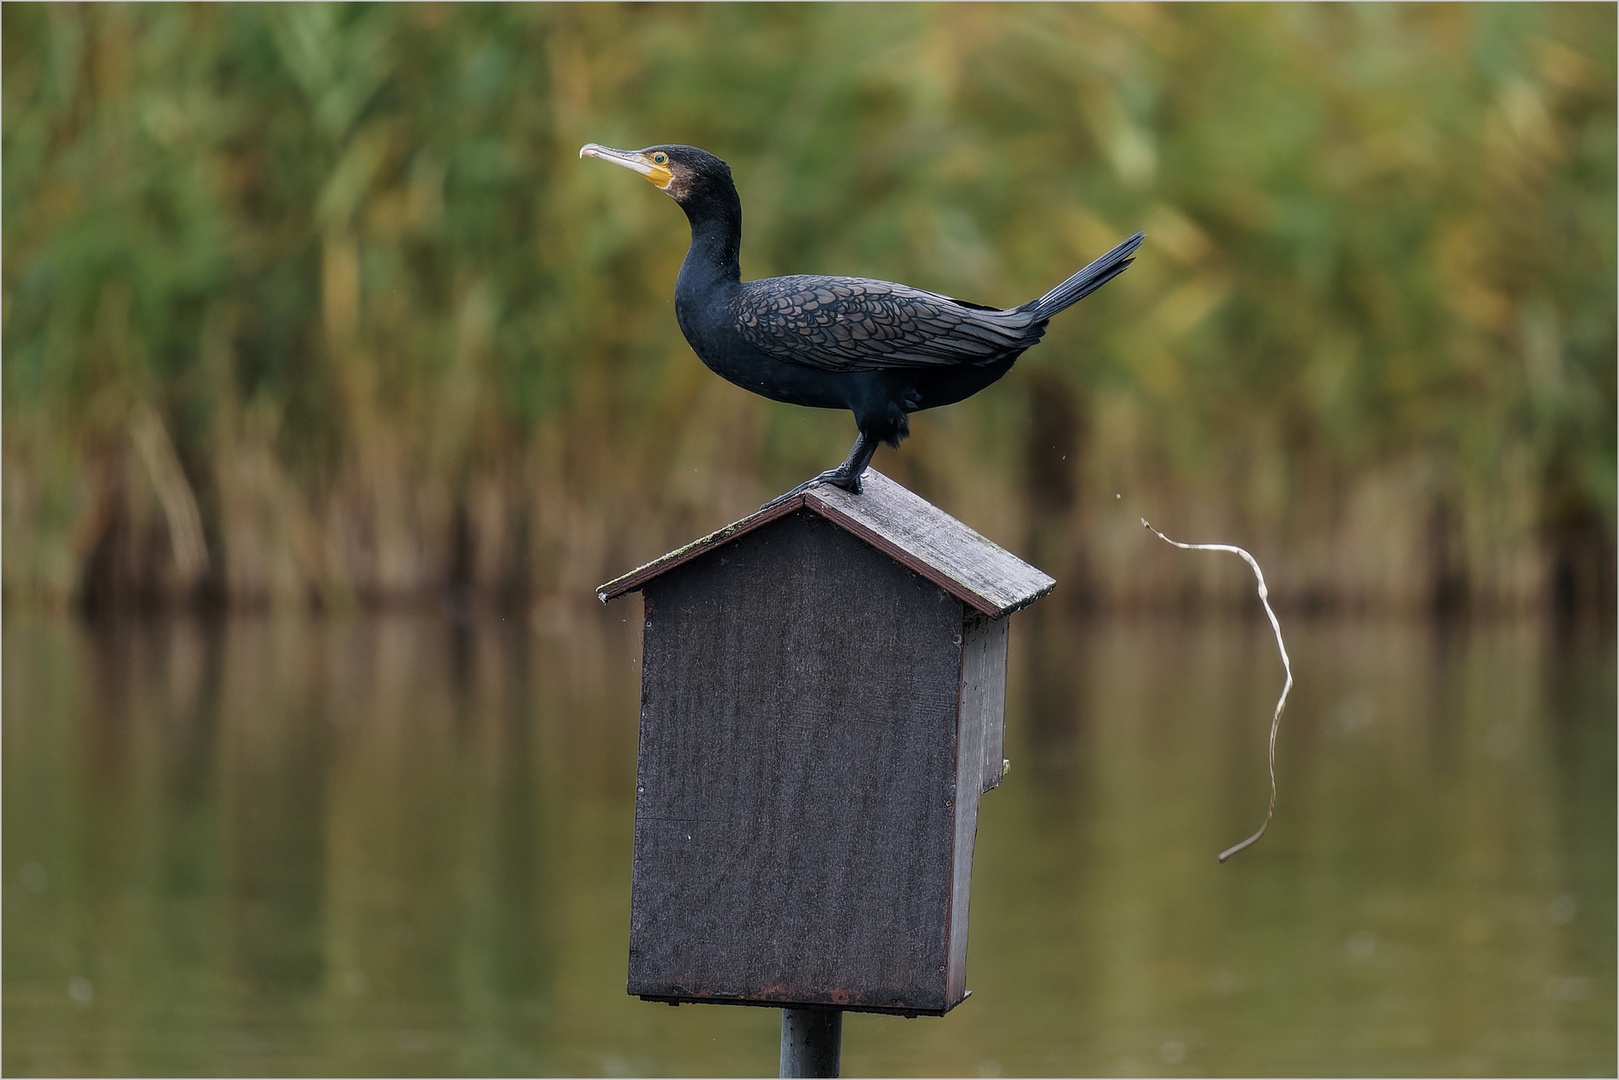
[4, 607, 1613, 1076]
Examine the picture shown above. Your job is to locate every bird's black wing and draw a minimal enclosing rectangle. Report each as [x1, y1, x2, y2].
[730, 276, 1039, 372]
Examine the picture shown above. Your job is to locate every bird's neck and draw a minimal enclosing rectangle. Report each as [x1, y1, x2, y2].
[677, 187, 743, 294]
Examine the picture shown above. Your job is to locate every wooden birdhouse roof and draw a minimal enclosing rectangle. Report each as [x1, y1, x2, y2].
[597, 469, 1055, 617]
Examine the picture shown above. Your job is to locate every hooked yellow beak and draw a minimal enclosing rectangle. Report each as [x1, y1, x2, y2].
[579, 143, 674, 189]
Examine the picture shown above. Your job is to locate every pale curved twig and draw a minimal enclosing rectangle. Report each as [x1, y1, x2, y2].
[1141, 518, 1293, 862]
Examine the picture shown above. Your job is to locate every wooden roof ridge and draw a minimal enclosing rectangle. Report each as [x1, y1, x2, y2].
[597, 469, 1056, 617]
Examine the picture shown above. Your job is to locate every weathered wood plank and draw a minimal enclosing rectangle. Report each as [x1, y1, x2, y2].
[598, 470, 1054, 618]
[961, 614, 1009, 796]
[596, 496, 806, 603]
[944, 612, 1007, 1004]
[806, 472, 1055, 617]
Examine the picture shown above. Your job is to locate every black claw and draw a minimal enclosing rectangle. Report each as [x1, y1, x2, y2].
[759, 489, 799, 511]
[760, 468, 855, 510]
[759, 429, 876, 509]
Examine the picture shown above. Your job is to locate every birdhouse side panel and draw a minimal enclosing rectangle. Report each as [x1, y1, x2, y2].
[964, 613, 1009, 797]
[629, 510, 968, 1013]
[946, 610, 1009, 1004]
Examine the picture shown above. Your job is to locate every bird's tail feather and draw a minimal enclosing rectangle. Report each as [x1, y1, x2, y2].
[1027, 232, 1145, 320]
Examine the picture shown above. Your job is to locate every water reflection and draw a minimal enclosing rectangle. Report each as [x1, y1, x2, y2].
[4, 609, 1612, 1076]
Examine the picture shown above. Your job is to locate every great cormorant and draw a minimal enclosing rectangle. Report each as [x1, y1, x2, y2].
[581, 142, 1141, 504]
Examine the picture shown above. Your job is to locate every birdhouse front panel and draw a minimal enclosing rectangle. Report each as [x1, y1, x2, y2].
[628, 509, 971, 1014]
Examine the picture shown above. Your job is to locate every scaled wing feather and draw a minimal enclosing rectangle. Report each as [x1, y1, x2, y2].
[731, 277, 1036, 372]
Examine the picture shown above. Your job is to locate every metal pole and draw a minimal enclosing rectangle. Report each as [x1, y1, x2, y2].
[779, 1006, 843, 1078]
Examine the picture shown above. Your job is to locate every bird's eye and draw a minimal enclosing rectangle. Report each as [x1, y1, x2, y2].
[653, 152, 668, 165]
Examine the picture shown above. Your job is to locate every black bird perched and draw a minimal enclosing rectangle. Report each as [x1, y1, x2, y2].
[580, 142, 1142, 504]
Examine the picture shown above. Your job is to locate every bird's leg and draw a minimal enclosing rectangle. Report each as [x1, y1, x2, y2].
[760, 431, 878, 509]
[824, 429, 879, 492]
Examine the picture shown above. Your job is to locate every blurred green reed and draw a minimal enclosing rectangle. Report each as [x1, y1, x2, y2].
[3, 4, 1613, 612]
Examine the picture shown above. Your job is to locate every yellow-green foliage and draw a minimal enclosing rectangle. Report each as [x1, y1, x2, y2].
[3, 4, 1613, 611]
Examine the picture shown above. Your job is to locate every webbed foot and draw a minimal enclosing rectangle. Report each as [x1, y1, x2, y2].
[759, 467, 861, 511]
[758, 430, 879, 510]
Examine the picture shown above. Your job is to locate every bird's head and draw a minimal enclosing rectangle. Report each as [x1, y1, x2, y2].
[579, 143, 734, 210]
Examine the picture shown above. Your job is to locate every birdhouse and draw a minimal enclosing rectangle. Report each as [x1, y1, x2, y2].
[598, 470, 1054, 1017]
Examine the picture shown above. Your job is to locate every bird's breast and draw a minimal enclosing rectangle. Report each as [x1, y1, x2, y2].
[672, 289, 845, 410]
